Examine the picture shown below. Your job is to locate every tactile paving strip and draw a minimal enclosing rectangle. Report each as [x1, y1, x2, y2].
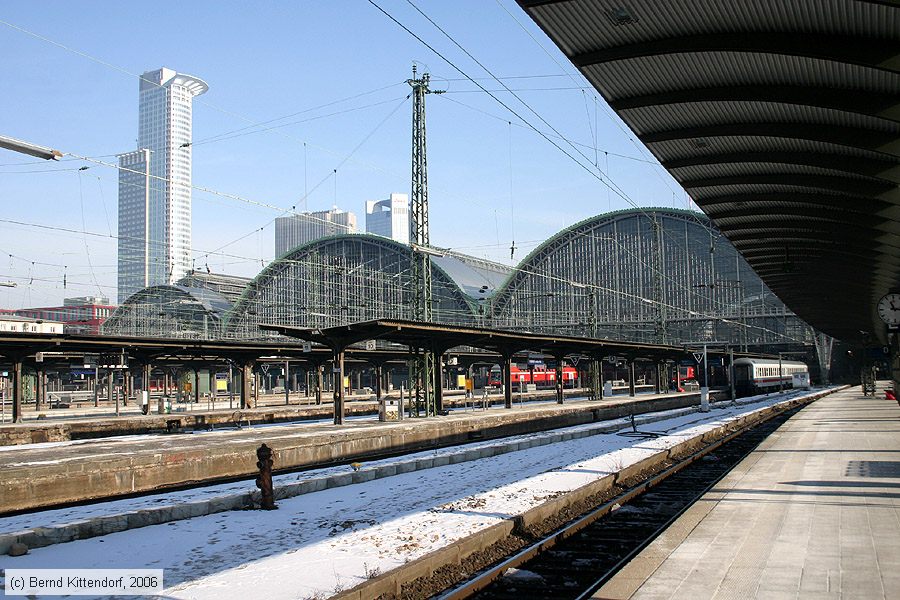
[845, 460, 900, 478]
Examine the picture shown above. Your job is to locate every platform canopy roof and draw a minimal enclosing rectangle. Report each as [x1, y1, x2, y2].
[517, 0, 900, 344]
[262, 318, 716, 361]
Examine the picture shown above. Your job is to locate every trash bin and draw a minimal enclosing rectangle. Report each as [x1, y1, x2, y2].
[603, 381, 613, 397]
[379, 398, 399, 421]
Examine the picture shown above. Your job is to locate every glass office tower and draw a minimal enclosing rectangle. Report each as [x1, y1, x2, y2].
[117, 67, 207, 302]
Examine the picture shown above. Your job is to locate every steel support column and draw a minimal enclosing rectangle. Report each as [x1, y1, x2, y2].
[433, 352, 443, 414]
[241, 361, 254, 409]
[591, 358, 601, 401]
[284, 359, 290, 406]
[94, 365, 100, 407]
[143, 363, 152, 413]
[109, 369, 116, 417]
[503, 355, 513, 409]
[12, 358, 22, 423]
[729, 348, 736, 401]
[333, 351, 345, 425]
[316, 363, 323, 405]
[35, 366, 44, 412]
[654, 362, 662, 394]
[556, 358, 564, 405]
[374, 363, 383, 403]
[629, 361, 636, 397]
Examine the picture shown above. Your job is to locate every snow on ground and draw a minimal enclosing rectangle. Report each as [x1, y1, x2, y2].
[0, 390, 821, 599]
[0, 396, 678, 535]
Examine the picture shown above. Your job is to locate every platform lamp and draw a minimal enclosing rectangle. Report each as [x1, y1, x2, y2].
[777, 351, 806, 393]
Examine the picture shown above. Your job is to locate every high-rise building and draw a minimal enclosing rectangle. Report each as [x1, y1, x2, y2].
[117, 149, 151, 301]
[274, 207, 357, 256]
[365, 193, 409, 245]
[117, 67, 208, 303]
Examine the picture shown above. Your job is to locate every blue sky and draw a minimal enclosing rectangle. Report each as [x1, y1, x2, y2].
[0, 1, 689, 309]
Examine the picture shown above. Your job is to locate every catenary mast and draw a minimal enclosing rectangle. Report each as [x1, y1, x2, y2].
[408, 65, 443, 416]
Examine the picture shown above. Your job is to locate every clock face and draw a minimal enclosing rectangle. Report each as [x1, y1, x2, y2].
[877, 293, 900, 325]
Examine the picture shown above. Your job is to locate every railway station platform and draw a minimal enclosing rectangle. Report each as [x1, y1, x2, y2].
[597, 384, 900, 600]
[0, 390, 710, 514]
[0, 386, 655, 445]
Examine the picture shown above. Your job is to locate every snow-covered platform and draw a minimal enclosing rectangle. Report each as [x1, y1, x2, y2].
[0, 398, 382, 446]
[1, 391, 706, 513]
[597, 384, 900, 600]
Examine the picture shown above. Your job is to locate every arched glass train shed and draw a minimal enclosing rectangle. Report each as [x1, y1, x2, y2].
[101, 284, 233, 339]
[490, 208, 814, 347]
[223, 234, 510, 341]
[104, 211, 814, 350]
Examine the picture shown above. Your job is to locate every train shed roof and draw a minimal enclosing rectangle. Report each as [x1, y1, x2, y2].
[517, 0, 900, 343]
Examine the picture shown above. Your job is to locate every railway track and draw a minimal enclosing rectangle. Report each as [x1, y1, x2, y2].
[438, 405, 796, 600]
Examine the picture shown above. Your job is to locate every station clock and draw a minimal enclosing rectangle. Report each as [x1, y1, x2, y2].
[877, 293, 900, 326]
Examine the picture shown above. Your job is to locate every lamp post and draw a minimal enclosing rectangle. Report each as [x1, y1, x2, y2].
[777, 351, 806, 393]
[683, 340, 731, 412]
[779, 353, 783, 393]
[0, 134, 62, 160]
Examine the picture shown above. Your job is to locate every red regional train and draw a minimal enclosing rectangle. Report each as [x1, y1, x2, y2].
[672, 365, 697, 386]
[488, 364, 578, 388]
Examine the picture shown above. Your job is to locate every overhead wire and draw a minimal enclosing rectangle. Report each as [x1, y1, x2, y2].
[0, 16, 565, 242]
[76, 170, 106, 297]
[191, 81, 408, 145]
[493, 0, 685, 200]
[1, 12, 802, 344]
[404, 2, 778, 329]
[370, 0, 758, 333]
[190, 95, 410, 147]
[437, 94, 659, 164]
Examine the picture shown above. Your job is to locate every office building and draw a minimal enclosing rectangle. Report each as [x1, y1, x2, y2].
[117, 67, 208, 303]
[274, 207, 357, 256]
[117, 149, 151, 302]
[0, 296, 116, 335]
[365, 193, 409, 245]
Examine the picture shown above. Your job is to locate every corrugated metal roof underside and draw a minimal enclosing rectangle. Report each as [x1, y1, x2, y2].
[519, 0, 900, 343]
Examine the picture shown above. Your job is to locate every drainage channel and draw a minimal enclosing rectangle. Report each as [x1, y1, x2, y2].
[439, 406, 796, 600]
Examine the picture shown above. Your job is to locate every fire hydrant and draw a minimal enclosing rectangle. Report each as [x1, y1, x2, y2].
[256, 443, 277, 510]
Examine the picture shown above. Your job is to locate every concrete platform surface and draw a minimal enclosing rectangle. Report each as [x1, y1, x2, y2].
[0, 391, 705, 513]
[597, 384, 900, 600]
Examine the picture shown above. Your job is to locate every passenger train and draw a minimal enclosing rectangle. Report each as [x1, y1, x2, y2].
[733, 358, 809, 396]
[488, 364, 578, 389]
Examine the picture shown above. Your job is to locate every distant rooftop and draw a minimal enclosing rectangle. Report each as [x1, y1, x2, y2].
[432, 250, 512, 299]
[175, 271, 253, 305]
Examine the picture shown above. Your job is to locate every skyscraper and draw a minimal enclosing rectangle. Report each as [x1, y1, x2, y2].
[274, 207, 358, 256]
[117, 67, 207, 303]
[365, 193, 409, 245]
